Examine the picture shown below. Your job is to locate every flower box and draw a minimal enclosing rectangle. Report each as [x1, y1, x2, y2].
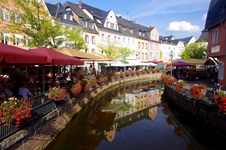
[0, 97, 31, 126]
[48, 86, 67, 101]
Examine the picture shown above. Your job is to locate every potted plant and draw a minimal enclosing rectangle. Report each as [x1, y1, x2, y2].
[131, 70, 135, 76]
[175, 80, 186, 91]
[142, 69, 146, 74]
[89, 77, 97, 87]
[167, 76, 176, 86]
[190, 83, 207, 101]
[136, 70, 140, 75]
[114, 72, 119, 79]
[81, 79, 91, 92]
[48, 86, 67, 101]
[125, 70, 130, 76]
[0, 97, 31, 126]
[71, 81, 82, 96]
[152, 68, 156, 73]
[214, 91, 226, 113]
[120, 72, 124, 78]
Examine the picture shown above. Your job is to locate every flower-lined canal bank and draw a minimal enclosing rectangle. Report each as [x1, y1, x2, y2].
[161, 73, 226, 137]
[2, 73, 161, 150]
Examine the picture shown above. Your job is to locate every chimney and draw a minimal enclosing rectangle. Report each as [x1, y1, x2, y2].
[132, 20, 136, 24]
[78, 0, 82, 8]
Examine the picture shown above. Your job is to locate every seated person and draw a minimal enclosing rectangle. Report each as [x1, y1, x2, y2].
[18, 82, 33, 99]
[4, 82, 14, 98]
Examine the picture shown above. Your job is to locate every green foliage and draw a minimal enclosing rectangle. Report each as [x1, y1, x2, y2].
[118, 47, 134, 60]
[9, 0, 86, 48]
[97, 42, 134, 60]
[180, 42, 207, 59]
[97, 42, 119, 60]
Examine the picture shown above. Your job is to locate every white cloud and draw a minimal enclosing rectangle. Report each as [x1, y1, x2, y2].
[167, 21, 200, 32]
[202, 14, 207, 21]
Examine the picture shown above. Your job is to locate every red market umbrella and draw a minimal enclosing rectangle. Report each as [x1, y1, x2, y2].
[0, 43, 48, 65]
[29, 47, 84, 65]
[170, 61, 192, 67]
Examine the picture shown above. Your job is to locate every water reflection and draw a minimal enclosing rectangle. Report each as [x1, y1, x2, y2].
[45, 81, 192, 150]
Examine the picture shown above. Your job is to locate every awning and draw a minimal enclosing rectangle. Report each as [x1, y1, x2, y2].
[54, 47, 105, 61]
[29, 47, 84, 65]
[172, 59, 215, 65]
[0, 43, 48, 65]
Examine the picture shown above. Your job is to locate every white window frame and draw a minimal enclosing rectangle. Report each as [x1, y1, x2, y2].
[2, 33, 10, 44]
[14, 12, 21, 24]
[212, 29, 218, 44]
[2, 8, 10, 22]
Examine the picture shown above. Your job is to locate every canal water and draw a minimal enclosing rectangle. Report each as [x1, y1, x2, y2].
[45, 81, 226, 150]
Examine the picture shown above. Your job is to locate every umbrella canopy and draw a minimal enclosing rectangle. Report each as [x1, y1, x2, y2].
[29, 47, 84, 65]
[156, 63, 163, 69]
[0, 43, 48, 65]
[170, 61, 192, 67]
[54, 47, 104, 60]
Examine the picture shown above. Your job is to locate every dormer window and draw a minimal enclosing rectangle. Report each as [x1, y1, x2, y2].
[84, 21, 88, 27]
[63, 14, 67, 19]
[142, 33, 145, 37]
[139, 32, 142, 36]
[90, 23, 94, 29]
[69, 15, 73, 21]
[131, 30, 133, 33]
[96, 19, 102, 24]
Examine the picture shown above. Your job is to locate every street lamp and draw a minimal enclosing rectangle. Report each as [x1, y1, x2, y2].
[169, 50, 173, 76]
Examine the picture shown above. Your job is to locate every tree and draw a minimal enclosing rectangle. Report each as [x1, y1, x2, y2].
[117, 47, 134, 62]
[9, 0, 86, 49]
[97, 42, 119, 60]
[180, 42, 207, 59]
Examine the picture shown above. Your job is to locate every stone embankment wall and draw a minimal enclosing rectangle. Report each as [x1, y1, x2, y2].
[2, 73, 161, 150]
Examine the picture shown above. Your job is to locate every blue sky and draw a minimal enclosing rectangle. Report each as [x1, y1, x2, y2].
[46, 0, 211, 40]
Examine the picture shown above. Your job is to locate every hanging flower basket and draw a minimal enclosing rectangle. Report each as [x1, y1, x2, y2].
[120, 72, 124, 78]
[190, 83, 206, 100]
[214, 91, 226, 113]
[114, 72, 119, 79]
[175, 80, 186, 91]
[167, 76, 176, 86]
[131, 71, 135, 76]
[136, 70, 140, 75]
[89, 77, 97, 87]
[71, 81, 82, 96]
[0, 97, 31, 126]
[81, 79, 91, 92]
[48, 86, 67, 101]
[125, 71, 130, 76]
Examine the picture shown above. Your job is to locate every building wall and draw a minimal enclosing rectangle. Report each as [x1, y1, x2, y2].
[207, 22, 226, 57]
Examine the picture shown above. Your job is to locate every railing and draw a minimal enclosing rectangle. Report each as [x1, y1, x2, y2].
[0, 73, 161, 142]
[0, 94, 56, 141]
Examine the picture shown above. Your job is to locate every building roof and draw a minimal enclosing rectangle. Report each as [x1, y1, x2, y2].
[45, 2, 80, 26]
[205, 0, 226, 29]
[196, 31, 208, 42]
[176, 36, 194, 45]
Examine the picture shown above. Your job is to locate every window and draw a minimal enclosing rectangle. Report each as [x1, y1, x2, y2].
[83, 21, 88, 27]
[85, 35, 89, 43]
[63, 14, 67, 19]
[2, 8, 10, 22]
[101, 34, 104, 40]
[219, 61, 224, 80]
[212, 29, 218, 44]
[2, 33, 10, 44]
[24, 36, 29, 46]
[13, 34, 22, 46]
[91, 36, 95, 44]
[14, 12, 21, 24]
[69, 15, 73, 21]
